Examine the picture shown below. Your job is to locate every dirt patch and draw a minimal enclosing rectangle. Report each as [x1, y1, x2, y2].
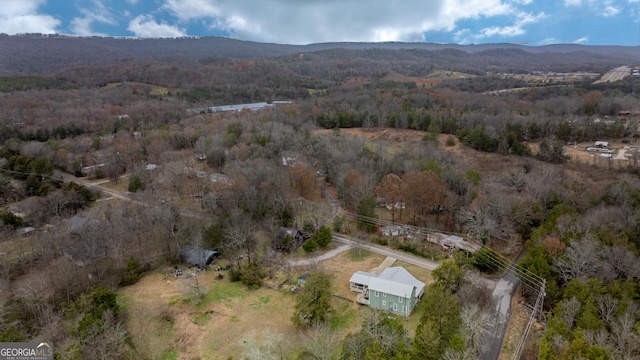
[382, 72, 443, 87]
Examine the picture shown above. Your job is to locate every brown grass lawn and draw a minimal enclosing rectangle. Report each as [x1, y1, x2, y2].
[104, 81, 169, 96]
[119, 247, 433, 359]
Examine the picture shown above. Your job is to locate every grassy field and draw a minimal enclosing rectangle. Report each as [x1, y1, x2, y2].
[104, 81, 170, 96]
[119, 247, 434, 359]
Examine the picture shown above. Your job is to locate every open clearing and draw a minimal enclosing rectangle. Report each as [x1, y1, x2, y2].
[120, 248, 433, 359]
[104, 81, 170, 96]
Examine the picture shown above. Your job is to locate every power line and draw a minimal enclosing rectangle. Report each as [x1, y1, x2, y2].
[303, 198, 545, 291]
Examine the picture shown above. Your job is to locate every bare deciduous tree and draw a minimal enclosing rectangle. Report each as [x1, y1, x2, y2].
[241, 329, 285, 360]
[224, 210, 256, 266]
[559, 297, 581, 330]
[610, 303, 640, 360]
[300, 322, 341, 360]
[81, 310, 129, 360]
[596, 295, 618, 327]
[374, 173, 405, 223]
[460, 303, 495, 355]
[553, 236, 601, 283]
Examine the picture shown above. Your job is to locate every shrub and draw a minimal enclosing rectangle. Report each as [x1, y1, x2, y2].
[0, 325, 25, 342]
[0, 209, 23, 228]
[371, 236, 388, 246]
[127, 175, 145, 193]
[315, 226, 332, 248]
[241, 262, 265, 289]
[229, 267, 243, 282]
[303, 238, 318, 253]
[118, 257, 148, 286]
[445, 136, 456, 146]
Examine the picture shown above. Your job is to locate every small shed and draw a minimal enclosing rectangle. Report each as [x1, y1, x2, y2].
[297, 273, 310, 287]
[177, 245, 220, 268]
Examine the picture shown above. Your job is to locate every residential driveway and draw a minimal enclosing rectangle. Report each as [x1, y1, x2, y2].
[332, 234, 440, 270]
[483, 269, 520, 360]
[289, 244, 351, 266]
[614, 148, 627, 160]
[288, 233, 440, 270]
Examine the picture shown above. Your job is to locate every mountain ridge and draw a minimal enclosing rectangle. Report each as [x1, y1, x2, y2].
[1, 34, 639, 75]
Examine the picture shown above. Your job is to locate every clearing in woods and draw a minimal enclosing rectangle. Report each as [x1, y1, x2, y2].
[120, 248, 434, 359]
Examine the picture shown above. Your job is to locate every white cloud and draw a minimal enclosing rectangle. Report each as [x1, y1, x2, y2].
[574, 36, 589, 44]
[0, 0, 59, 34]
[160, 0, 521, 44]
[70, 1, 118, 36]
[600, 5, 620, 16]
[481, 11, 545, 37]
[126, 0, 139, 3]
[538, 37, 560, 45]
[454, 10, 545, 43]
[163, 0, 222, 21]
[565, 0, 623, 17]
[127, 15, 186, 37]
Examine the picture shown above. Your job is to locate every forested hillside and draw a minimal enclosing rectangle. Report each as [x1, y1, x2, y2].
[0, 37, 638, 359]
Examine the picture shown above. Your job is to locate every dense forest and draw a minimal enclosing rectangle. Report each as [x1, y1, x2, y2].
[0, 36, 639, 359]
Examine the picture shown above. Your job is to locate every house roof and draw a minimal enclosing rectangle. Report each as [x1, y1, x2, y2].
[276, 227, 302, 239]
[350, 266, 426, 298]
[369, 277, 416, 298]
[377, 267, 425, 297]
[349, 271, 377, 286]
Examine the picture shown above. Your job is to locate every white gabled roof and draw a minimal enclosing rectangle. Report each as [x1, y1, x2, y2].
[378, 267, 426, 297]
[349, 271, 377, 286]
[369, 277, 415, 298]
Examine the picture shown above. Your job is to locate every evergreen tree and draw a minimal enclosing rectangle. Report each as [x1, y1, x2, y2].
[292, 272, 333, 328]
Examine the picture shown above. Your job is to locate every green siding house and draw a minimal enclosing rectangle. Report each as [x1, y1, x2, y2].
[349, 266, 425, 316]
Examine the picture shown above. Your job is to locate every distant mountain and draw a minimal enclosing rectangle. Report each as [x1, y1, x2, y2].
[1, 34, 639, 75]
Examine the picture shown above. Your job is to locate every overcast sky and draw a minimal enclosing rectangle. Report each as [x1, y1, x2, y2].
[2, 0, 639, 45]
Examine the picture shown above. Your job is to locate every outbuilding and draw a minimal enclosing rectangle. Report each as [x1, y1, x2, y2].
[177, 245, 220, 268]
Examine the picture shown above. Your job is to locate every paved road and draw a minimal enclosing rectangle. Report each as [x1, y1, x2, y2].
[288, 233, 441, 271]
[332, 234, 440, 270]
[483, 268, 520, 360]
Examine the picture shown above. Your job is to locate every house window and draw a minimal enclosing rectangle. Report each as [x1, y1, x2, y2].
[383, 293, 386, 297]
[393, 303, 398, 311]
[382, 300, 386, 306]
[403, 305, 406, 313]
[398, 296, 403, 302]
[374, 291, 379, 297]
